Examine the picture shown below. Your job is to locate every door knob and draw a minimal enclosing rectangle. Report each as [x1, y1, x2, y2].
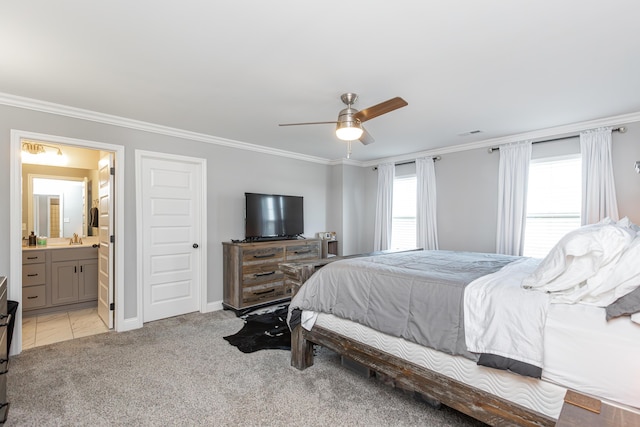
[193, 243, 199, 248]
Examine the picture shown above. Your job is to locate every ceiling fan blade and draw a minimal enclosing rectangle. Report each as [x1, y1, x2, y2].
[279, 121, 337, 126]
[359, 127, 375, 145]
[353, 97, 408, 123]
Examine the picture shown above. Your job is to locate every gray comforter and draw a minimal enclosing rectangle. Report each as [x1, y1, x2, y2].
[288, 250, 518, 360]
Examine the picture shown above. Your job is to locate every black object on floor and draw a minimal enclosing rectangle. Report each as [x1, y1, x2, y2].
[7, 301, 18, 354]
[224, 305, 291, 353]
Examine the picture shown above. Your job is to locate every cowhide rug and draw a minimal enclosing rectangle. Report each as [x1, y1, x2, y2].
[223, 304, 291, 353]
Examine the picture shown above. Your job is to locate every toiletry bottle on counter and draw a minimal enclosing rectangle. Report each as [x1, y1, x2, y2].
[28, 231, 36, 246]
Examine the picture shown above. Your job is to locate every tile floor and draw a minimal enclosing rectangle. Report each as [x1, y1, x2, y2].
[22, 307, 109, 350]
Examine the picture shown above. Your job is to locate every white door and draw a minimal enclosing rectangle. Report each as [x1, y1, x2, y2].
[141, 155, 203, 322]
[97, 152, 114, 328]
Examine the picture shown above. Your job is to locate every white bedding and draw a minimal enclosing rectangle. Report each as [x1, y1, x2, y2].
[542, 303, 640, 408]
[522, 218, 640, 306]
[466, 218, 640, 369]
[464, 257, 549, 367]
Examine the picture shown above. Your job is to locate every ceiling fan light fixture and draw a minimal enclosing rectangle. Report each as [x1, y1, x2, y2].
[335, 120, 363, 141]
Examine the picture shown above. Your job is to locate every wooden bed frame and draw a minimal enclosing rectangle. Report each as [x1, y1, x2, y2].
[290, 323, 555, 427]
[282, 251, 640, 427]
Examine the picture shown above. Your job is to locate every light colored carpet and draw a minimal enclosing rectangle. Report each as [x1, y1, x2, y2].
[7, 309, 486, 426]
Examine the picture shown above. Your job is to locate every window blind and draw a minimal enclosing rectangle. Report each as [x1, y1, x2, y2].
[391, 175, 417, 250]
[523, 156, 581, 258]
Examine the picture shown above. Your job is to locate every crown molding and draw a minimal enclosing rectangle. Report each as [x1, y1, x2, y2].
[361, 110, 640, 168]
[3, 92, 639, 169]
[327, 157, 365, 167]
[0, 92, 331, 165]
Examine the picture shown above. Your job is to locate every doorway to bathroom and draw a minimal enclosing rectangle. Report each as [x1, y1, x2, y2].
[9, 130, 125, 355]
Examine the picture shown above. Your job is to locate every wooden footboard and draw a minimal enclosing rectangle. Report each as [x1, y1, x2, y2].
[291, 324, 556, 427]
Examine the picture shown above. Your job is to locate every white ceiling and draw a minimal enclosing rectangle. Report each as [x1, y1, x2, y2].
[2, 1, 640, 162]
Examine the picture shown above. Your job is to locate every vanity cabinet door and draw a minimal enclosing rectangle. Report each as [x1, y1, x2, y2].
[78, 259, 98, 301]
[51, 261, 79, 306]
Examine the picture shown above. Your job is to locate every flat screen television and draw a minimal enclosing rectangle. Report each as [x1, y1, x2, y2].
[245, 193, 304, 241]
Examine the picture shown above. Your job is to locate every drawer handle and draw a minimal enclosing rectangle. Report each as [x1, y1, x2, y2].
[254, 271, 276, 277]
[253, 253, 275, 259]
[27, 256, 39, 260]
[294, 250, 311, 254]
[27, 296, 38, 299]
[0, 314, 11, 328]
[27, 273, 39, 277]
[254, 289, 275, 295]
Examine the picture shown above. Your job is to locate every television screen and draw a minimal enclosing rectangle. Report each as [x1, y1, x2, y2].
[245, 193, 304, 240]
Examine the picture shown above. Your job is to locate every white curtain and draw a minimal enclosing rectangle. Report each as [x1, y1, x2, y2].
[373, 162, 395, 251]
[496, 141, 532, 256]
[416, 157, 438, 250]
[580, 128, 619, 225]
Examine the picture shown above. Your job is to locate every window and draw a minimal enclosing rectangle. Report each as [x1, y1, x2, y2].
[523, 156, 581, 258]
[391, 175, 417, 250]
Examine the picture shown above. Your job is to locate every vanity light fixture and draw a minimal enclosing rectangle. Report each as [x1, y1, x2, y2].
[21, 141, 67, 166]
[22, 142, 63, 156]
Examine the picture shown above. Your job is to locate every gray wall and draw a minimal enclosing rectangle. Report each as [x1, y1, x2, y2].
[356, 121, 640, 253]
[0, 104, 330, 321]
[325, 164, 369, 256]
[341, 165, 368, 255]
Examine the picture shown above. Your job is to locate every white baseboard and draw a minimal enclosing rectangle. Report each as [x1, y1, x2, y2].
[117, 316, 143, 332]
[117, 302, 222, 333]
[204, 300, 224, 313]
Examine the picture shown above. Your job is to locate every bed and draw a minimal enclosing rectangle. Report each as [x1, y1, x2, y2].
[285, 219, 640, 426]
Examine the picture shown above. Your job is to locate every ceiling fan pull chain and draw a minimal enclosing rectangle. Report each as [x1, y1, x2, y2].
[347, 141, 352, 159]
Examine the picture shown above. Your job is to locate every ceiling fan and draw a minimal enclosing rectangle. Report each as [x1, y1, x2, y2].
[279, 93, 408, 148]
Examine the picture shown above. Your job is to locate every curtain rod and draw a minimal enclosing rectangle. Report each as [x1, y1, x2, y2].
[373, 156, 441, 170]
[488, 127, 627, 153]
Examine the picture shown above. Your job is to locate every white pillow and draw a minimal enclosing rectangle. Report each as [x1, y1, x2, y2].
[610, 233, 640, 299]
[617, 216, 640, 233]
[522, 222, 635, 293]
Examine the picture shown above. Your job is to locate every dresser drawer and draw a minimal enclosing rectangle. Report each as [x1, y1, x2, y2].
[242, 280, 287, 306]
[22, 250, 46, 264]
[285, 242, 321, 261]
[23, 285, 47, 310]
[242, 262, 283, 284]
[22, 263, 46, 286]
[242, 246, 285, 265]
[51, 246, 98, 262]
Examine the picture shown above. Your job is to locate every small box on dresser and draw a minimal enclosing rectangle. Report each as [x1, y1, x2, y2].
[222, 239, 321, 314]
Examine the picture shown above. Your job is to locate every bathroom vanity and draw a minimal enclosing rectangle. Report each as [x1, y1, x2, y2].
[22, 244, 99, 315]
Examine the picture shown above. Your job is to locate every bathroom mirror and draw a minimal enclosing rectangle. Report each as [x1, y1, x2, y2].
[28, 175, 87, 238]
